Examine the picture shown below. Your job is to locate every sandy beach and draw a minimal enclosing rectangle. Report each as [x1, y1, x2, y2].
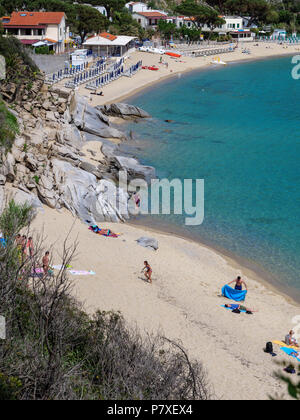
[77, 42, 300, 107]
[29, 206, 299, 400]
[34, 43, 300, 400]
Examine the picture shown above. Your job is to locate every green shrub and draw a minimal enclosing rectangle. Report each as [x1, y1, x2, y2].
[0, 100, 19, 153]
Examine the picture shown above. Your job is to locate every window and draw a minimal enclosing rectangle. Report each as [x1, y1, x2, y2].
[20, 28, 32, 35]
[7, 28, 18, 35]
[237, 24, 240, 28]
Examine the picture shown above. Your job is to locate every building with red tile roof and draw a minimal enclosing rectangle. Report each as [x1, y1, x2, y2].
[132, 10, 167, 28]
[0, 11, 68, 53]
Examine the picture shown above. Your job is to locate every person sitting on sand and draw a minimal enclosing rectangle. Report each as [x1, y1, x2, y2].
[224, 303, 257, 313]
[142, 261, 152, 284]
[228, 276, 247, 291]
[285, 330, 299, 348]
[42, 251, 50, 276]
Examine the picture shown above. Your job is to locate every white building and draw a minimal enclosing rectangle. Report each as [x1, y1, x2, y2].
[83, 32, 137, 57]
[0, 11, 68, 53]
[93, 6, 108, 17]
[132, 11, 168, 29]
[175, 16, 244, 33]
[126, 2, 149, 14]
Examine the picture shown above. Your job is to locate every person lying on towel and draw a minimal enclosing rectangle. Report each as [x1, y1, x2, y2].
[89, 225, 119, 238]
[228, 276, 248, 291]
[225, 304, 257, 313]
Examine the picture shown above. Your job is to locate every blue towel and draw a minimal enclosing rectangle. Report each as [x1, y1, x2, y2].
[280, 347, 300, 363]
[222, 285, 247, 302]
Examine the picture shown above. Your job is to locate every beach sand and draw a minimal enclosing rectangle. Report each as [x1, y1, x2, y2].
[76, 42, 300, 107]
[37, 43, 300, 399]
[31, 206, 300, 400]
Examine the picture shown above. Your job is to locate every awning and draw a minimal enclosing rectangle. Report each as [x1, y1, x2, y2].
[32, 40, 46, 47]
[20, 39, 40, 45]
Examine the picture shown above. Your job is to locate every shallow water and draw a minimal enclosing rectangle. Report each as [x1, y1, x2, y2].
[126, 56, 300, 291]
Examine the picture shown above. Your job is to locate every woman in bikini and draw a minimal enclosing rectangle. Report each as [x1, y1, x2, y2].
[142, 261, 152, 284]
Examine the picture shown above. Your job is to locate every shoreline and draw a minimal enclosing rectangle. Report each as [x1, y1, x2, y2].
[128, 216, 300, 308]
[104, 50, 298, 106]
[92, 47, 300, 309]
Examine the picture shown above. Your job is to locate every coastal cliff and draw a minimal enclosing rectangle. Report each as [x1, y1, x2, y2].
[0, 75, 155, 224]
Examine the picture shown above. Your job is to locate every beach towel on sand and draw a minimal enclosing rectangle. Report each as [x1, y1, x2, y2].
[221, 305, 247, 313]
[273, 340, 300, 351]
[68, 270, 96, 276]
[222, 285, 247, 302]
[280, 347, 300, 363]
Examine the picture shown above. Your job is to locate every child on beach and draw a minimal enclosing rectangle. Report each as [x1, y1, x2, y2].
[141, 261, 152, 284]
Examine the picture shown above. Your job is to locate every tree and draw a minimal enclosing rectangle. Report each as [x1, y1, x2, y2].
[204, 11, 226, 37]
[74, 5, 109, 44]
[158, 20, 177, 40]
[75, 0, 126, 20]
[175, 0, 219, 30]
[225, 0, 270, 26]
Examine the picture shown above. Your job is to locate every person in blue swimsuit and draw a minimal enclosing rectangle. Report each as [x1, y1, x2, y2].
[228, 276, 247, 291]
[225, 304, 257, 312]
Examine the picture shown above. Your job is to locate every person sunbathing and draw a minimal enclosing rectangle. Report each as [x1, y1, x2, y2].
[290, 350, 300, 359]
[285, 330, 299, 348]
[224, 304, 257, 313]
[228, 276, 247, 291]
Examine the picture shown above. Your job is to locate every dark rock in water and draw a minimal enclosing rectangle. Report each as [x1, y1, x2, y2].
[136, 237, 158, 251]
[98, 103, 150, 120]
[165, 120, 174, 123]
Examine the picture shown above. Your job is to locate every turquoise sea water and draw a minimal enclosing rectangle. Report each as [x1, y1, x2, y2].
[126, 56, 300, 293]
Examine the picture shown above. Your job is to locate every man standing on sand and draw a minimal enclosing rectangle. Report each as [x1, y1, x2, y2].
[42, 251, 50, 276]
[27, 237, 34, 258]
[228, 276, 247, 291]
[141, 261, 152, 284]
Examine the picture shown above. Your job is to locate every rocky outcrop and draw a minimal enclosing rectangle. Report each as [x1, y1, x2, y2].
[99, 103, 150, 120]
[110, 155, 156, 184]
[51, 159, 129, 223]
[69, 93, 126, 140]
[0, 77, 154, 224]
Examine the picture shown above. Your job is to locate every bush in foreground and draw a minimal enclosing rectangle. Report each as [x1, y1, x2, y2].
[0, 200, 212, 400]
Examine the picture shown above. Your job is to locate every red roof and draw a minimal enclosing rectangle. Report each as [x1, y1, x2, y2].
[137, 11, 166, 18]
[99, 32, 117, 41]
[1, 11, 65, 27]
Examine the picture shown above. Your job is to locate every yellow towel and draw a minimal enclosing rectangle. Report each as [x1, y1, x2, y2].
[272, 340, 299, 351]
